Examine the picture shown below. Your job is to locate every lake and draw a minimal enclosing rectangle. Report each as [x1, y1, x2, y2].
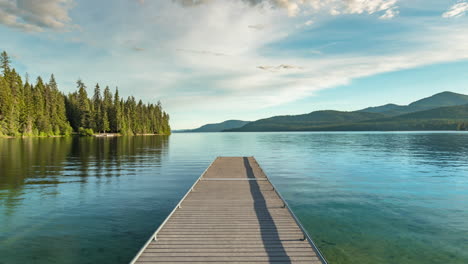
[1, 132, 467, 264]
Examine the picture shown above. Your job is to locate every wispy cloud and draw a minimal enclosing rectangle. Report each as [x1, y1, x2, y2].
[174, 0, 400, 18]
[379, 6, 399, 19]
[248, 24, 266, 30]
[0, 0, 75, 32]
[304, 19, 314, 26]
[442, 1, 468, 18]
[167, 19, 468, 116]
[4, 0, 468, 129]
[173, 0, 214, 7]
[176, 48, 227, 56]
[257, 64, 304, 72]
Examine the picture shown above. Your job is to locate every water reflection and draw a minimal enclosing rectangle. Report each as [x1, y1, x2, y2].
[1, 132, 467, 264]
[0, 136, 169, 210]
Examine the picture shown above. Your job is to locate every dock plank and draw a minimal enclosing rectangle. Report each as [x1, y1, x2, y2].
[130, 157, 327, 264]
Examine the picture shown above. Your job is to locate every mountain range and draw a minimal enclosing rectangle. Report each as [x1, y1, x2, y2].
[358, 91, 468, 116]
[227, 91, 468, 132]
[175, 91, 468, 132]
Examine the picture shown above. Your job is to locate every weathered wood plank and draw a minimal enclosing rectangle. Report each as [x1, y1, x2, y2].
[135, 260, 322, 264]
[130, 157, 327, 264]
[136, 256, 319, 261]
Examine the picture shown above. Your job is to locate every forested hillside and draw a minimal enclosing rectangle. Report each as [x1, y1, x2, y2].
[230, 111, 384, 131]
[0, 51, 170, 137]
[177, 120, 251, 132]
[359, 91, 468, 116]
[228, 104, 468, 132]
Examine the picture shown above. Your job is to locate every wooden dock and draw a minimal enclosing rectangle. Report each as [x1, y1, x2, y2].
[130, 157, 328, 264]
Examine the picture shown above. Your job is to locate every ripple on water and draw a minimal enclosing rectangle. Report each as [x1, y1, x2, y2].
[0, 133, 468, 264]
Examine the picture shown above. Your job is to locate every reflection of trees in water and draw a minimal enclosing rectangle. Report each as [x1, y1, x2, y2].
[0, 136, 169, 211]
[0, 137, 73, 215]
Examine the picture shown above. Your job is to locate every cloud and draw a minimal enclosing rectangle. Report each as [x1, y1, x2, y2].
[442, 2, 468, 18]
[174, 0, 300, 15]
[7, 0, 467, 129]
[341, 0, 398, 15]
[176, 48, 227, 56]
[304, 0, 400, 18]
[379, 6, 399, 19]
[304, 19, 314, 26]
[329, 8, 340, 15]
[0, 0, 75, 32]
[164, 18, 468, 121]
[173, 0, 400, 18]
[248, 24, 266, 30]
[257, 64, 304, 72]
[173, 0, 214, 7]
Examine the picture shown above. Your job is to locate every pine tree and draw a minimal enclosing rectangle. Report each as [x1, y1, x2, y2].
[102, 110, 110, 133]
[65, 92, 80, 130]
[46, 75, 72, 135]
[92, 84, 102, 132]
[103, 86, 112, 122]
[112, 88, 121, 132]
[33, 77, 53, 135]
[1, 51, 11, 75]
[47, 75, 60, 134]
[0, 77, 12, 135]
[22, 81, 34, 135]
[77, 79, 91, 130]
[0, 51, 170, 137]
[120, 99, 129, 135]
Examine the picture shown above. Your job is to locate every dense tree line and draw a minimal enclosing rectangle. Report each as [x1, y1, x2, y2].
[228, 119, 468, 132]
[0, 51, 170, 137]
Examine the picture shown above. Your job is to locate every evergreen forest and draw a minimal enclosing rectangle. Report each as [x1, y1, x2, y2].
[0, 51, 171, 137]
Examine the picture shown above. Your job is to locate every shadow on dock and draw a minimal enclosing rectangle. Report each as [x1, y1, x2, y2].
[244, 157, 292, 263]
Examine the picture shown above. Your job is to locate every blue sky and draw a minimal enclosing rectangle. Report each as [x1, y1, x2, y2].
[1, 0, 467, 129]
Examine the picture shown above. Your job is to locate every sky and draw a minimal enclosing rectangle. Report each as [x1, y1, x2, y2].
[1, 0, 468, 129]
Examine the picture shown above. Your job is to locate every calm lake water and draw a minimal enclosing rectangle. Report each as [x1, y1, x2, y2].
[1, 132, 468, 264]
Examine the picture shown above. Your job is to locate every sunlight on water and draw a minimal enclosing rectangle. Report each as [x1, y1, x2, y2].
[1, 132, 468, 264]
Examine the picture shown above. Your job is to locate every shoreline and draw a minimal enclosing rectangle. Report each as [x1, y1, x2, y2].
[2, 130, 466, 138]
[93, 133, 168, 137]
[0, 133, 170, 139]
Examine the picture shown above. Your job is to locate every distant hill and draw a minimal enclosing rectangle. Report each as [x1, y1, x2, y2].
[177, 120, 251, 132]
[227, 111, 384, 132]
[321, 104, 468, 131]
[392, 104, 468, 120]
[359, 91, 468, 116]
[358, 103, 407, 115]
[410, 91, 468, 108]
[227, 91, 468, 132]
